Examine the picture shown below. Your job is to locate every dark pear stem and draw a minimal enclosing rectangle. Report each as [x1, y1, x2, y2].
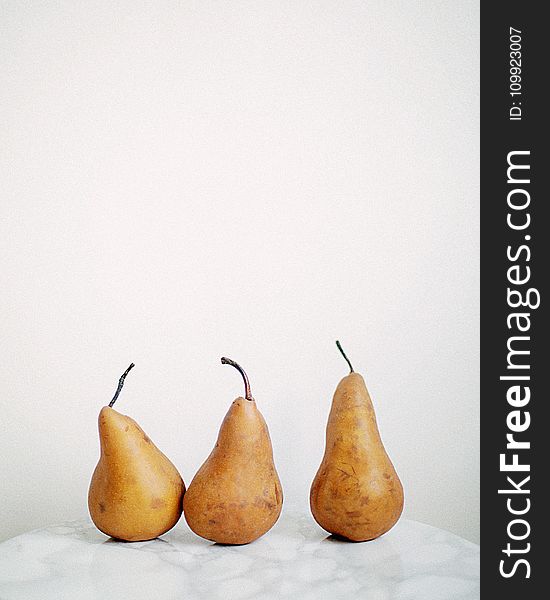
[221, 357, 253, 401]
[336, 340, 354, 373]
[108, 363, 135, 407]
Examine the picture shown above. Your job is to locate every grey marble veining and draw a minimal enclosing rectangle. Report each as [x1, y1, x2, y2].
[0, 512, 479, 599]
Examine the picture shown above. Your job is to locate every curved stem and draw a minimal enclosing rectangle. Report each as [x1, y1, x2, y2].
[108, 363, 135, 407]
[221, 357, 253, 400]
[335, 341, 354, 373]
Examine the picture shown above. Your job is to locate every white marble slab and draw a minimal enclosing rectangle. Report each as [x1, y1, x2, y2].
[0, 512, 479, 599]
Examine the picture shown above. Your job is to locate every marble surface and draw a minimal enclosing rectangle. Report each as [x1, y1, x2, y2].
[0, 512, 479, 600]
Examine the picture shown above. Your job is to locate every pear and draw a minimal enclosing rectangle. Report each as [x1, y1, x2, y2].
[88, 364, 185, 541]
[183, 357, 283, 544]
[310, 342, 404, 541]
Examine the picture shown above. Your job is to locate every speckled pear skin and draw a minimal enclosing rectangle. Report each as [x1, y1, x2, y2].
[310, 372, 404, 541]
[183, 398, 283, 545]
[88, 406, 185, 542]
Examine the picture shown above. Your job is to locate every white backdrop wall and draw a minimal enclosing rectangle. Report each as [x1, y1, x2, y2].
[0, 1, 480, 543]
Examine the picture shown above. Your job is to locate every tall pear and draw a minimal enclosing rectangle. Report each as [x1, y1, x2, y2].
[183, 358, 283, 544]
[310, 342, 404, 541]
[88, 364, 185, 541]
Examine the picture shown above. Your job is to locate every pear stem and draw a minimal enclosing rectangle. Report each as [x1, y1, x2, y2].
[108, 363, 135, 407]
[336, 340, 354, 373]
[221, 357, 253, 401]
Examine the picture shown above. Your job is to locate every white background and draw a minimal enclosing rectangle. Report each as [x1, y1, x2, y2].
[0, 1, 479, 543]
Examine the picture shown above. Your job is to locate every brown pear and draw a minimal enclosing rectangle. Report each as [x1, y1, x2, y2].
[310, 342, 404, 541]
[88, 364, 185, 541]
[183, 358, 283, 544]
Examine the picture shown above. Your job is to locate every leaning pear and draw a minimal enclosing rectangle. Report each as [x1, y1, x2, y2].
[88, 364, 185, 541]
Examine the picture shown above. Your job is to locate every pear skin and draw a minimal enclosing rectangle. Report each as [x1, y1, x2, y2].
[88, 365, 185, 541]
[183, 358, 283, 545]
[310, 344, 404, 542]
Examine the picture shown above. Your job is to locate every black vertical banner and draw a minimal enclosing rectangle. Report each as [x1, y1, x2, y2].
[482, 1, 547, 596]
